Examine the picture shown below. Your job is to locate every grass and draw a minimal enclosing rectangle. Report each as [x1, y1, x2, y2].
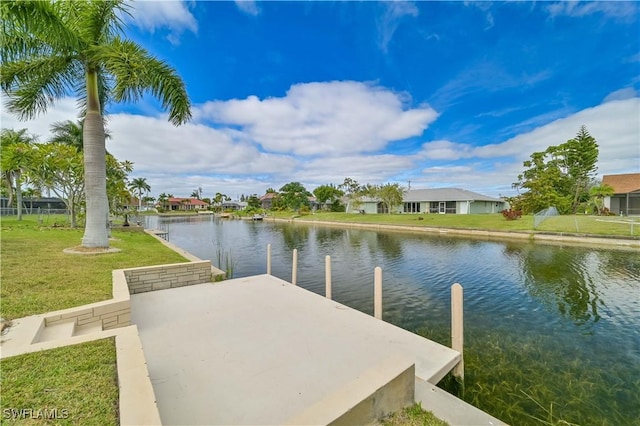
[0, 338, 118, 426]
[273, 211, 640, 237]
[1, 215, 189, 320]
[378, 403, 448, 426]
[1, 215, 191, 426]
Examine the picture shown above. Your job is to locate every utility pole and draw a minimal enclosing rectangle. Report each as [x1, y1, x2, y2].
[407, 180, 411, 191]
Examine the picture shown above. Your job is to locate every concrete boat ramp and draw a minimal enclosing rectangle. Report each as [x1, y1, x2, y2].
[131, 274, 499, 425]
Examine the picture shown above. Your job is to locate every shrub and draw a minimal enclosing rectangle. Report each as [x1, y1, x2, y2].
[501, 209, 523, 220]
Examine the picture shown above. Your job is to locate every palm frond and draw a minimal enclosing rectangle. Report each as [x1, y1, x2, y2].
[82, 0, 129, 45]
[96, 38, 192, 125]
[3, 55, 83, 120]
[0, 0, 82, 59]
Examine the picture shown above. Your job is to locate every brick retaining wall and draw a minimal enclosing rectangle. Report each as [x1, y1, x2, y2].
[124, 261, 212, 294]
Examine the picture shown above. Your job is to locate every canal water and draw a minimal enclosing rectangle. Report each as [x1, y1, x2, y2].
[144, 215, 640, 425]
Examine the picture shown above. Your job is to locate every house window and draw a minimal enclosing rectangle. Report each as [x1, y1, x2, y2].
[403, 202, 420, 213]
[377, 202, 388, 214]
[429, 201, 456, 213]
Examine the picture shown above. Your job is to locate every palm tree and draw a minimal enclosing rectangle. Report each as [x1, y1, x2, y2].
[0, 128, 35, 220]
[129, 177, 151, 211]
[49, 119, 111, 153]
[49, 120, 84, 151]
[589, 184, 615, 215]
[1, 1, 191, 247]
[157, 192, 169, 211]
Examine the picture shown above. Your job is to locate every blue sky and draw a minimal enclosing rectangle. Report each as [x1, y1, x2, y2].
[2, 0, 639, 199]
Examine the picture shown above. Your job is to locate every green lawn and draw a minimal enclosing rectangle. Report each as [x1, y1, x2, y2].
[1, 215, 189, 426]
[1, 215, 188, 320]
[277, 212, 640, 237]
[0, 339, 118, 426]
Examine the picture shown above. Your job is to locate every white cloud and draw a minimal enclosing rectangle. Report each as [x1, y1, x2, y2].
[106, 114, 296, 176]
[603, 87, 638, 103]
[417, 97, 640, 195]
[2, 92, 636, 200]
[419, 140, 474, 161]
[234, 0, 260, 16]
[377, 1, 419, 53]
[0, 97, 80, 141]
[196, 81, 438, 156]
[127, 0, 198, 44]
[546, 1, 638, 20]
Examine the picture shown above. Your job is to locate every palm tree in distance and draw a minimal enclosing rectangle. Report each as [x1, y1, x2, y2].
[1, 1, 191, 248]
[50, 120, 111, 153]
[129, 177, 151, 211]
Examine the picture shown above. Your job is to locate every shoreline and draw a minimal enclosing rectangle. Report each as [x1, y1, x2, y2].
[266, 217, 640, 250]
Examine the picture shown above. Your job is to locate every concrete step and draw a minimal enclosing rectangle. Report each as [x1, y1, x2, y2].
[415, 378, 508, 425]
[285, 354, 415, 425]
[74, 322, 103, 336]
[33, 320, 75, 343]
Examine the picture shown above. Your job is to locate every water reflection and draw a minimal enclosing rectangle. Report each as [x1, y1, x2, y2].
[502, 243, 640, 329]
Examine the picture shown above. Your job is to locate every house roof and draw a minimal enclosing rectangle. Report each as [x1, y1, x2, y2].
[168, 197, 209, 206]
[260, 193, 278, 201]
[403, 188, 502, 202]
[602, 173, 640, 194]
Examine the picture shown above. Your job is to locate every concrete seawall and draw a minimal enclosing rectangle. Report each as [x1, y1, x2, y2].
[268, 217, 640, 249]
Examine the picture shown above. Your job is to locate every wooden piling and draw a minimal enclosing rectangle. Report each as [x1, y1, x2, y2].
[451, 283, 464, 381]
[267, 244, 272, 275]
[374, 267, 382, 319]
[292, 249, 298, 286]
[325, 256, 332, 299]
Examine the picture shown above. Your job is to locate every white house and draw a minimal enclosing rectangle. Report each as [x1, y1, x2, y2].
[346, 188, 506, 214]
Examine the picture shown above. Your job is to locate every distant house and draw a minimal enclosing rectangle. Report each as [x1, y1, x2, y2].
[346, 188, 506, 215]
[260, 193, 278, 210]
[222, 200, 247, 211]
[602, 173, 640, 216]
[168, 197, 209, 211]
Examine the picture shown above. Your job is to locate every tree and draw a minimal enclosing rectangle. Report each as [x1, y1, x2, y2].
[190, 187, 202, 199]
[512, 126, 599, 214]
[213, 192, 227, 212]
[313, 184, 344, 211]
[1, 128, 35, 220]
[376, 183, 404, 214]
[562, 126, 599, 213]
[2, 1, 191, 247]
[340, 177, 362, 212]
[589, 184, 615, 215]
[247, 194, 261, 210]
[107, 157, 133, 217]
[279, 182, 311, 211]
[22, 186, 40, 213]
[157, 193, 169, 211]
[27, 143, 85, 227]
[50, 120, 82, 151]
[129, 177, 151, 210]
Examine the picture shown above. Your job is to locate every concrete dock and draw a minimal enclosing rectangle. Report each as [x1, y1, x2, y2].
[131, 274, 461, 425]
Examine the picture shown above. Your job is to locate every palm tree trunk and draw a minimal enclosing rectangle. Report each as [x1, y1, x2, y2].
[81, 70, 109, 247]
